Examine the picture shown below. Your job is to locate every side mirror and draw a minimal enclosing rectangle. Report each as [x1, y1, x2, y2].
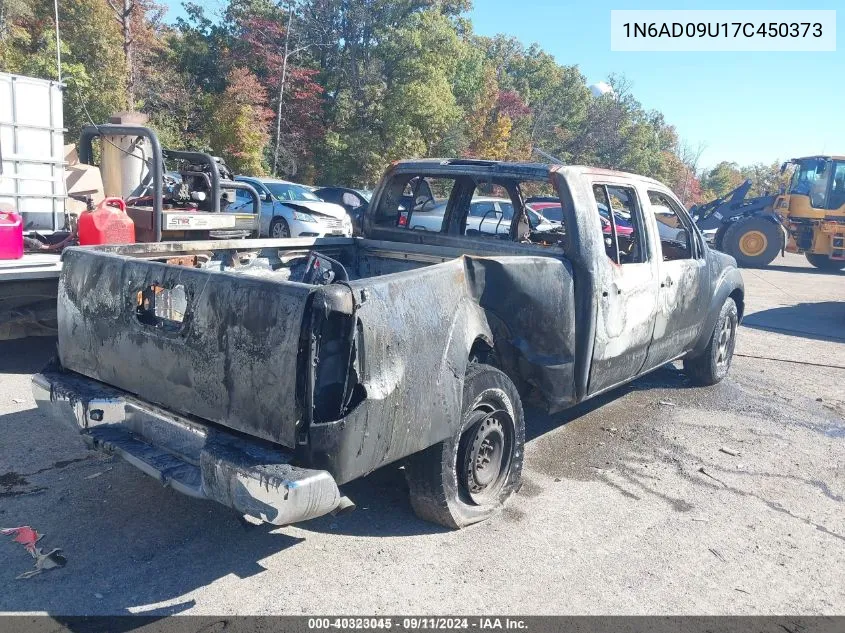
[263, 192, 273, 202]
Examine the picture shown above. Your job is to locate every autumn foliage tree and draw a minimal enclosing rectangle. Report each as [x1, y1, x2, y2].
[0, 0, 783, 201]
[210, 68, 274, 175]
[235, 14, 324, 178]
[0, 0, 127, 139]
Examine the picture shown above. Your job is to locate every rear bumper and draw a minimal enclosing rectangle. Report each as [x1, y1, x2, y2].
[32, 367, 347, 525]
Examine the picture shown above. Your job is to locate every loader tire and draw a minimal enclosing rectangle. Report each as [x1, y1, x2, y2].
[805, 253, 845, 272]
[683, 298, 738, 386]
[405, 364, 524, 529]
[722, 217, 781, 268]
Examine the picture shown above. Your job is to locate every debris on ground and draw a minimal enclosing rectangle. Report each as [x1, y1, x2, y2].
[708, 547, 726, 562]
[698, 466, 727, 487]
[84, 467, 112, 480]
[658, 400, 676, 407]
[719, 446, 741, 456]
[1, 525, 67, 579]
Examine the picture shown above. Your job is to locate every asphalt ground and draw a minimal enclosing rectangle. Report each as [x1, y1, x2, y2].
[0, 252, 842, 615]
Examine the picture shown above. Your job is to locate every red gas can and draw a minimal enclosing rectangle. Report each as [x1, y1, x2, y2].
[0, 209, 24, 260]
[78, 197, 135, 246]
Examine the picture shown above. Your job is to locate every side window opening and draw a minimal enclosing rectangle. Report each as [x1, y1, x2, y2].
[463, 180, 567, 248]
[235, 180, 260, 207]
[592, 184, 645, 265]
[829, 162, 845, 210]
[464, 183, 511, 239]
[647, 190, 696, 261]
[372, 175, 460, 232]
[342, 192, 362, 208]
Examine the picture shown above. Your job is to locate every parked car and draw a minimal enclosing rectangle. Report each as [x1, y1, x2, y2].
[35, 160, 742, 530]
[407, 197, 559, 235]
[528, 201, 634, 237]
[233, 177, 352, 238]
[313, 186, 372, 235]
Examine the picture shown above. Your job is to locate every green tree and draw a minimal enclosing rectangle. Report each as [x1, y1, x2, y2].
[0, 0, 127, 141]
[701, 161, 744, 200]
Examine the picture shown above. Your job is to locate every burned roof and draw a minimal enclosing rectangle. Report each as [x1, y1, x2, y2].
[389, 158, 667, 189]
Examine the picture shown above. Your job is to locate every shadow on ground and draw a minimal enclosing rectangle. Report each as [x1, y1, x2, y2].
[764, 263, 845, 276]
[0, 336, 56, 375]
[0, 362, 700, 617]
[3, 339, 841, 615]
[0, 402, 305, 616]
[742, 301, 845, 343]
[302, 365, 696, 538]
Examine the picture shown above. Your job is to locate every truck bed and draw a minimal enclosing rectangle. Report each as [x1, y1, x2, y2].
[56, 236, 576, 479]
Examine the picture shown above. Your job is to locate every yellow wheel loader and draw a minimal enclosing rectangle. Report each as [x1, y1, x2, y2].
[692, 156, 845, 270]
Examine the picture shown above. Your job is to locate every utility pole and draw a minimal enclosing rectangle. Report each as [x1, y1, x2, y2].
[53, 0, 62, 82]
[107, 0, 136, 109]
[273, 1, 294, 176]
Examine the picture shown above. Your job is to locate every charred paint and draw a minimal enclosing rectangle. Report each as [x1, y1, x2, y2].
[44, 159, 743, 515]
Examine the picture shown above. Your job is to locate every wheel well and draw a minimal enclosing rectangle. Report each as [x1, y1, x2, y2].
[729, 288, 745, 321]
[468, 337, 496, 366]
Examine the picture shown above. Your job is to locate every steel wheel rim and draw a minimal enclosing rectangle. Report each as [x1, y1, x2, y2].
[272, 221, 289, 238]
[716, 314, 736, 367]
[459, 407, 514, 505]
[739, 230, 767, 257]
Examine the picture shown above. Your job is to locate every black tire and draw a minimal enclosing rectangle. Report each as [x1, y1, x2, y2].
[405, 364, 525, 529]
[721, 217, 781, 268]
[270, 217, 291, 239]
[805, 252, 845, 271]
[683, 298, 738, 386]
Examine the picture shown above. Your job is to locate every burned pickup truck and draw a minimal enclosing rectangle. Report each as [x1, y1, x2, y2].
[33, 160, 744, 529]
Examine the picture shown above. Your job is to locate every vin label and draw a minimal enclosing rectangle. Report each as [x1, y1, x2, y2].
[610, 10, 836, 51]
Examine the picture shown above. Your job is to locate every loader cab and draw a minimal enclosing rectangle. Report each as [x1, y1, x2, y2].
[781, 157, 845, 220]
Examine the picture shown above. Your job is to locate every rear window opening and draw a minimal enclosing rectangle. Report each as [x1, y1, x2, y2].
[372, 173, 567, 249]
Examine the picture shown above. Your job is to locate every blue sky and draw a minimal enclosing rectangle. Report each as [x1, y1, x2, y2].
[161, 0, 843, 168]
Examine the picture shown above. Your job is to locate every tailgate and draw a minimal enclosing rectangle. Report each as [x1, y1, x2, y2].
[57, 247, 311, 448]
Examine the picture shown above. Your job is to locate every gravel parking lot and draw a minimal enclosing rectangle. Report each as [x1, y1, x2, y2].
[1, 252, 843, 615]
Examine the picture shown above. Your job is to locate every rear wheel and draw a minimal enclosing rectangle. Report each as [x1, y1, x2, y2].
[722, 217, 781, 268]
[270, 217, 291, 238]
[405, 364, 525, 529]
[805, 252, 845, 271]
[683, 298, 738, 386]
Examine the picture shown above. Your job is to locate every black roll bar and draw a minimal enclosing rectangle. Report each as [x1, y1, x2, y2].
[79, 126, 261, 241]
[80, 125, 165, 242]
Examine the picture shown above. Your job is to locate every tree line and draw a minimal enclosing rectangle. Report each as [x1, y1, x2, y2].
[0, 0, 785, 202]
